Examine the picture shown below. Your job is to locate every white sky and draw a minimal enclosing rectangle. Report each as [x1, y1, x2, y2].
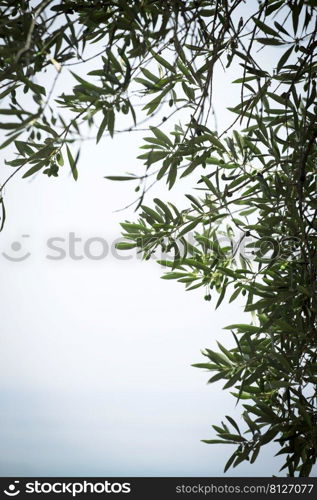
[0, 2, 302, 476]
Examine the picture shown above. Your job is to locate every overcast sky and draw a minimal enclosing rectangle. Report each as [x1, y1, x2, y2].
[0, 2, 298, 477]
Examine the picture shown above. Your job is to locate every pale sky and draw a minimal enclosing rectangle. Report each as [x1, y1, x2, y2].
[0, 2, 301, 477]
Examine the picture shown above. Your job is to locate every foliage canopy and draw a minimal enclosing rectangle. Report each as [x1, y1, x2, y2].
[1, 0, 317, 476]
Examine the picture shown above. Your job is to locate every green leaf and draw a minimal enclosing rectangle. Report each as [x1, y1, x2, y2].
[66, 145, 78, 181]
[108, 109, 115, 137]
[224, 452, 237, 472]
[229, 287, 241, 303]
[178, 219, 200, 238]
[253, 18, 280, 37]
[154, 198, 173, 221]
[150, 49, 175, 73]
[256, 37, 284, 46]
[105, 175, 137, 181]
[226, 416, 241, 435]
[141, 68, 160, 83]
[116, 242, 136, 250]
[149, 126, 173, 147]
[22, 162, 44, 178]
[161, 272, 188, 280]
[141, 205, 163, 223]
[97, 114, 108, 143]
[276, 46, 293, 73]
[224, 324, 262, 333]
[221, 433, 246, 443]
[209, 134, 226, 151]
[216, 283, 227, 309]
[202, 439, 234, 444]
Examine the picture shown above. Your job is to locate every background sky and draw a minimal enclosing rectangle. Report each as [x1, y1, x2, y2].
[0, 2, 303, 477]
